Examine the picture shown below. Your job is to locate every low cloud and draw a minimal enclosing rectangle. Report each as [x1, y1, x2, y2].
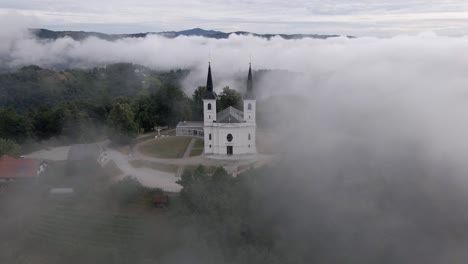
[3, 14, 468, 262]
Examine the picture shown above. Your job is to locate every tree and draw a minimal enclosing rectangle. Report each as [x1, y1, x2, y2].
[152, 85, 192, 127]
[132, 95, 158, 132]
[217, 86, 242, 112]
[107, 102, 139, 145]
[31, 106, 63, 140]
[191, 86, 207, 121]
[177, 166, 237, 216]
[0, 138, 19, 156]
[0, 108, 32, 143]
[59, 102, 98, 143]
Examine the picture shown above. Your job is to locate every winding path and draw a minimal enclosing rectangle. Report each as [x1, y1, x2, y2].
[24, 137, 275, 193]
[106, 148, 182, 192]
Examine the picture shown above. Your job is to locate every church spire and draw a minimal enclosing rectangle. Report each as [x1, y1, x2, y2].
[206, 62, 213, 92]
[245, 63, 255, 99]
[203, 62, 217, 99]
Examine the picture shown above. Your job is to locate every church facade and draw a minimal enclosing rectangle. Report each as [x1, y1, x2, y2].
[176, 63, 257, 156]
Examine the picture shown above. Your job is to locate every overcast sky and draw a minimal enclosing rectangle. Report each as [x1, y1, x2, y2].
[1, 0, 468, 36]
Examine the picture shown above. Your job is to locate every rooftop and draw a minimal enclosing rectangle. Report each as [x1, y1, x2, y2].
[176, 121, 204, 128]
[0, 155, 45, 179]
[217, 106, 245, 123]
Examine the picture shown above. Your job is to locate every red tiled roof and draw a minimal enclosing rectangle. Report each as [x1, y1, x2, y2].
[0, 155, 43, 179]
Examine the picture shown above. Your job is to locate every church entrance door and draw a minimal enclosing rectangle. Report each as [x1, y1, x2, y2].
[227, 146, 233, 155]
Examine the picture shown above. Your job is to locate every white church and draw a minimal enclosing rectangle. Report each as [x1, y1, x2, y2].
[176, 63, 257, 156]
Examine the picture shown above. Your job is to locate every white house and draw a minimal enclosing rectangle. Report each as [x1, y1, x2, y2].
[177, 63, 257, 156]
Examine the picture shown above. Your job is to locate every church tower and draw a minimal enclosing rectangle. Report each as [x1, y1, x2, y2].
[243, 63, 256, 123]
[203, 62, 217, 125]
[203, 63, 217, 154]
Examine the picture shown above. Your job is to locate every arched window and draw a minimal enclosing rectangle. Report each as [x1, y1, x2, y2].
[227, 134, 233, 142]
[209, 133, 212, 140]
[248, 133, 251, 141]
[248, 103, 252, 110]
[208, 103, 212, 110]
[209, 144, 212, 148]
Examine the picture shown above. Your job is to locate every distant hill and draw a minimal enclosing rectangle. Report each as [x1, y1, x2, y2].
[30, 28, 348, 41]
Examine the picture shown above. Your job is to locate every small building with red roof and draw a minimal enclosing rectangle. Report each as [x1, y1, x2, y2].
[0, 155, 47, 181]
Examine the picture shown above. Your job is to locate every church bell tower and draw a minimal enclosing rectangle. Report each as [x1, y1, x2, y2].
[203, 62, 217, 154]
[203, 62, 217, 125]
[243, 63, 256, 123]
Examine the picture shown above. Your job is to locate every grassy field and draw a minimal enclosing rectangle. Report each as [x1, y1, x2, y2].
[138, 137, 192, 159]
[24, 200, 148, 263]
[133, 129, 176, 144]
[189, 138, 204, 157]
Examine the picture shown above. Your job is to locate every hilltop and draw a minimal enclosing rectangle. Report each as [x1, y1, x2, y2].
[31, 27, 347, 41]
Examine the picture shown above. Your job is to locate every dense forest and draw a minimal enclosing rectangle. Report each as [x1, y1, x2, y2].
[0, 63, 243, 154]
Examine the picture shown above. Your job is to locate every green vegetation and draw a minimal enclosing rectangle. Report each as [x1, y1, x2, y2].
[0, 64, 187, 111]
[191, 86, 243, 119]
[193, 138, 204, 149]
[107, 102, 139, 144]
[189, 138, 204, 157]
[0, 63, 277, 264]
[217, 86, 242, 112]
[138, 137, 192, 159]
[0, 64, 243, 151]
[29, 202, 145, 250]
[0, 138, 19, 156]
[0, 63, 192, 149]
[189, 148, 203, 157]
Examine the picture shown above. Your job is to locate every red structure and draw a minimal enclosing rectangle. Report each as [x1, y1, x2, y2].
[0, 155, 47, 180]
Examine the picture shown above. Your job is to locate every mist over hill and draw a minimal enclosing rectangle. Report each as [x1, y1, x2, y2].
[31, 28, 344, 42]
[3, 12, 468, 263]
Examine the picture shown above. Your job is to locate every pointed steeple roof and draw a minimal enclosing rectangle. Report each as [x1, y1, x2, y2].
[245, 63, 255, 99]
[206, 62, 213, 91]
[203, 62, 217, 100]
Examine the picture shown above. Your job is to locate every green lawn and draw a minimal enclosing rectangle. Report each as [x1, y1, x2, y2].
[189, 139, 204, 157]
[27, 201, 146, 259]
[139, 137, 192, 159]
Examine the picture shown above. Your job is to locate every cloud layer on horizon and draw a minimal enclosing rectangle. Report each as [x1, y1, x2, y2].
[1, 1, 468, 36]
[2, 16, 468, 96]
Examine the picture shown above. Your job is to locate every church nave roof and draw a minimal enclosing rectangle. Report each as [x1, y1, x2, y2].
[217, 106, 244, 123]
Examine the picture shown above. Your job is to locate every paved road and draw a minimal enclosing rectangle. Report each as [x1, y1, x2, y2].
[24, 143, 183, 192]
[133, 138, 268, 168]
[133, 138, 276, 177]
[106, 148, 182, 192]
[24, 137, 274, 192]
[24, 146, 71, 161]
